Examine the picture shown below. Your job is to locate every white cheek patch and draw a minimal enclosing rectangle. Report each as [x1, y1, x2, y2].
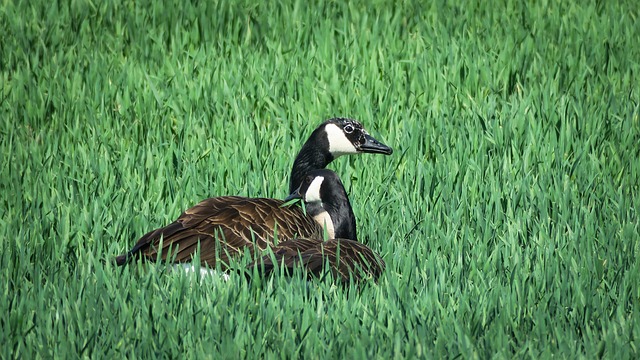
[304, 176, 325, 203]
[325, 123, 358, 156]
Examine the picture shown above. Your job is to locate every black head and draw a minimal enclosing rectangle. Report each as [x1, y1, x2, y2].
[286, 169, 357, 240]
[319, 118, 393, 157]
[289, 118, 392, 194]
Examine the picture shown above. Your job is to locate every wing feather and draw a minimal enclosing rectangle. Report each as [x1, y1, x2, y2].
[116, 196, 323, 269]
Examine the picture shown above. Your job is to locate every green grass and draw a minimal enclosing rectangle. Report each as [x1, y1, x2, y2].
[2, 0, 639, 358]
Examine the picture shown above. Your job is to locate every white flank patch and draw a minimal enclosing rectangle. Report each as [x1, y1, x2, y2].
[325, 123, 358, 156]
[313, 211, 335, 239]
[304, 175, 325, 203]
[175, 263, 230, 281]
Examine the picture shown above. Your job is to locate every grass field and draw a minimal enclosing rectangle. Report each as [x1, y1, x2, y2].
[2, 0, 639, 358]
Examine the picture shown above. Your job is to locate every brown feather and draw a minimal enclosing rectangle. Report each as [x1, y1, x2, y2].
[249, 238, 385, 283]
[116, 197, 324, 269]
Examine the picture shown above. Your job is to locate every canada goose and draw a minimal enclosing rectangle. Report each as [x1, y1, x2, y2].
[248, 170, 385, 282]
[288, 118, 392, 194]
[116, 119, 391, 269]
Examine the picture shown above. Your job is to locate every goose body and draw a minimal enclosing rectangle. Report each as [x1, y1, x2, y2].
[116, 118, 390, 269]
[115, 196, 324, 268]
[116, 171, 356, 268]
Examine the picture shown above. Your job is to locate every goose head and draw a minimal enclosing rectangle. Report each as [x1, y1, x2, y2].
[289, 118, 392, 193]
[322, 118, 393, 156]
[286, 169, 357, 241]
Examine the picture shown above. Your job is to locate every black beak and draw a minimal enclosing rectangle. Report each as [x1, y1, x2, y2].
[284, 186, 302, 202]
[357, 133, 393, 155]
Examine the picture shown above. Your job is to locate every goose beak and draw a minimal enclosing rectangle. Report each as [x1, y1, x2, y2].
[357, 134, 393, 155]
[284, 187, 303, 202]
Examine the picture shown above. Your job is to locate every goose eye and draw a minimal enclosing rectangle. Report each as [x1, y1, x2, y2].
[343, 124, 354, 134]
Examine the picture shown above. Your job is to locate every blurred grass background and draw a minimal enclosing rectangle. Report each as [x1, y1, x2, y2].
[1, 0, 639, 358]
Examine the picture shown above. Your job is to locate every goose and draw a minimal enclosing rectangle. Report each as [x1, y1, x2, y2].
[115, 118, 391, 268]
[248, 170, 385, 282]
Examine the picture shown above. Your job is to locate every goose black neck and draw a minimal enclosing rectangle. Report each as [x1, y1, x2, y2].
[289, 131, 334, 194]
